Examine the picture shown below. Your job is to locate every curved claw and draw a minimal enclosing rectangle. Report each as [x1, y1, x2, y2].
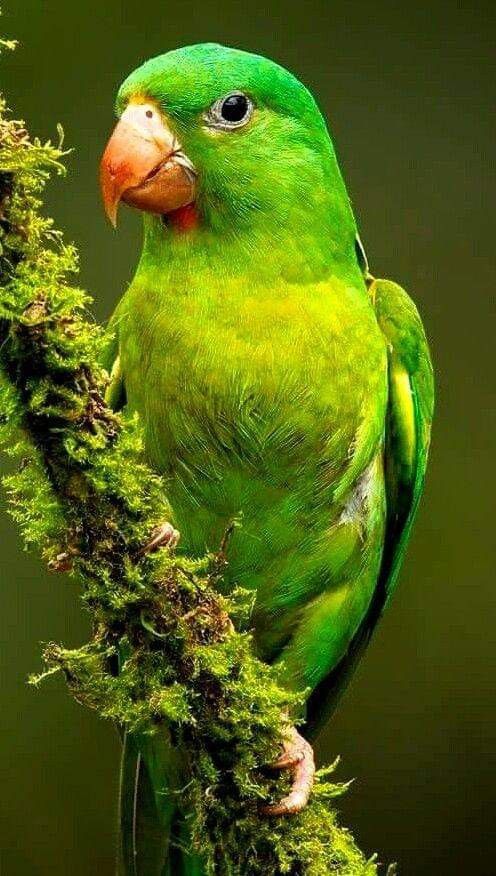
[261, 726, 315, 817]
[139, 521, 180, 556]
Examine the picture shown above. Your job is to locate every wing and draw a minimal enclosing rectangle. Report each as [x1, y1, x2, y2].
[370, 276, 434, 607]
[307, 274, 434, 734]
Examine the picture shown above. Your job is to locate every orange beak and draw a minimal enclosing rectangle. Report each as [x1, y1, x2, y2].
[100, 102, 196, 227]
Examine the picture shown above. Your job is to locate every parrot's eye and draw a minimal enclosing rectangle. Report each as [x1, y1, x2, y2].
[204, 91, 254, 131]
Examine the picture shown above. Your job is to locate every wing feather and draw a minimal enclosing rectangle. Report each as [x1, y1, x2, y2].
[371, 277, 434, 606]
[307, 275, 434, 733]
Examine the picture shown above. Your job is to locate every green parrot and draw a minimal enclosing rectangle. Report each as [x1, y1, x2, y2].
[100, 43, 434, 876]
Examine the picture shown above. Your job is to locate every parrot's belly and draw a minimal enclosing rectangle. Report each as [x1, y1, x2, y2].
[120, 276, 388, 666]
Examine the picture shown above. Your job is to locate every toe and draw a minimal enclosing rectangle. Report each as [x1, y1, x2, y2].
[270, 726, 305, 770]
[139, 521, 180, 556]
[262, 730, 315, 817]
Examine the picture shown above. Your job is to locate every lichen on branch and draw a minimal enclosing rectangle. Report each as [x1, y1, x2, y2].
[0, 37, 380, 876]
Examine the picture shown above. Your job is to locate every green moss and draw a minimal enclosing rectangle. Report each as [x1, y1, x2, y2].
[0, 32, 383, 876]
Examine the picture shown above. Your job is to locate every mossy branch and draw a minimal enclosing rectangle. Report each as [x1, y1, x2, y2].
[0, 36, 383, 876]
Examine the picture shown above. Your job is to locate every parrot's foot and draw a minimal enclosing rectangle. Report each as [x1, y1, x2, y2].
[261, 726, 315, 817]
[139, 521, 180, 556]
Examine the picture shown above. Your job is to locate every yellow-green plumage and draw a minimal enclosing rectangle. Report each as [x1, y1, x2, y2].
[115, 259, 388, 696]
[106, 43, 434, 876]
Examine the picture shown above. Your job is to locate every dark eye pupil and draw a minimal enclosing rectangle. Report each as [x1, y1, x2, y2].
[221, 94, 249, 123]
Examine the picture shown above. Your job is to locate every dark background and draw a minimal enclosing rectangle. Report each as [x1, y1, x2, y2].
[1, 1, 494, 873]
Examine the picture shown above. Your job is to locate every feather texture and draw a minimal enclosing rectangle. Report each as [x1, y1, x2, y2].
[104, 43, 434, 874]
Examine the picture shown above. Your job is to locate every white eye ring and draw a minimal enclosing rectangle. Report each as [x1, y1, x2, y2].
[204, 91, 254, 131]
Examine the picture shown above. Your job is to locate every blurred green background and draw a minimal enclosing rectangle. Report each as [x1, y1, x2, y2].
[1, 1, 494, 873]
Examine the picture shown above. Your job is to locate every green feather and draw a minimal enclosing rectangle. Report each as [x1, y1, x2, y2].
[370, 278, 434, 606]
[105, 43, 434, 872]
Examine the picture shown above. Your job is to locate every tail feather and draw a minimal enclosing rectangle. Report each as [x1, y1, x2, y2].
[117, 731, 205, 876]
[118, 732, 174, 876]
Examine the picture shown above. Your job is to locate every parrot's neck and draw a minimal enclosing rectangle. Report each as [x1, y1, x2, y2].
[135, 195, 362, 291]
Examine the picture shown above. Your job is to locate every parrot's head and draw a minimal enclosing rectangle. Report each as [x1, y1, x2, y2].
[101, 43, 356, 267]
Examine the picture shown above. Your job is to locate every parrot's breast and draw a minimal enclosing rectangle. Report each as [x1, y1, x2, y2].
[119, 272, 387, 659]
